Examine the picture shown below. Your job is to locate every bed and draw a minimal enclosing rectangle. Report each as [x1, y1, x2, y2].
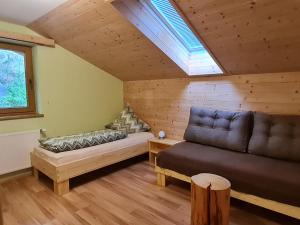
[31, 132, 154, 195]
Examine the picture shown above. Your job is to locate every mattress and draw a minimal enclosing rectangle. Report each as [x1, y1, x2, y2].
[33, 132, 154, 166]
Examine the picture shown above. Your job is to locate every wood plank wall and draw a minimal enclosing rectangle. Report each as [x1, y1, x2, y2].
[124, 72, 300, 140]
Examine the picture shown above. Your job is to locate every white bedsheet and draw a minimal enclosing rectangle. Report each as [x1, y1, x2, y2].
[33, 132, 154, 166]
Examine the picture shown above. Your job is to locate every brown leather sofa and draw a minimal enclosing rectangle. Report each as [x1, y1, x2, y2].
[156, 107, 300, 219]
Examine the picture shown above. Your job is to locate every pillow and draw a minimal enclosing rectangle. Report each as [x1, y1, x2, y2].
[248, 112, 300, 162]
[110, 106, 151, 134]
[184, 107, 252, 152]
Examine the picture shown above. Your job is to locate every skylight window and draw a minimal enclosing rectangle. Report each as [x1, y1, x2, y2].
[112, 0, 223, 76]
[149, 0, 223, 75]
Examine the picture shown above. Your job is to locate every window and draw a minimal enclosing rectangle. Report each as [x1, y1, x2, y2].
[0, 43, 36, 117]
[112, 0, 223, 75]
[149, 0, 223, 75]
[150, 0, 202, 52]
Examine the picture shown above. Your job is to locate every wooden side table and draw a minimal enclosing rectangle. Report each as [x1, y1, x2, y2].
[148, 138, 182, 166]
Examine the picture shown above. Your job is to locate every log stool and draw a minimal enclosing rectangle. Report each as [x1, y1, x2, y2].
[191, 173, 231, 225]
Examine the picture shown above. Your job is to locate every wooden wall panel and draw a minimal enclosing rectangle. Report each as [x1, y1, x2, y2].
[124, 72, 300, 140]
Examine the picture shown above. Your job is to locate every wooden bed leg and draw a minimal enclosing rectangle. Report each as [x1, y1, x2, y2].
[33, 167, 39, 179]
[54, 180, 69, 195]
[157, 173, 166, 187]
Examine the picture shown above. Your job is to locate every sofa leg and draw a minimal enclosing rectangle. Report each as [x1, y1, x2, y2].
[33, 167, 39, 179]
[54, 180, 69, 195]
[157, 173, 166, 187]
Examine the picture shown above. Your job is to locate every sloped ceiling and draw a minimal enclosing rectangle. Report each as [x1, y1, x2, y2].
[28, 0, 186, 81]
[28, 0, 300, 80]
[175, 0, 300, 75]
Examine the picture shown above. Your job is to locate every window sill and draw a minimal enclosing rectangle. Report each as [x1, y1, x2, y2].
[0, 113, 44, 121]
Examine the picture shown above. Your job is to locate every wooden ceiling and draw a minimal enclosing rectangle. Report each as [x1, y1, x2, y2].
[175, 0, 300, 75]
[29, 0, 300, 80]
[29, 0, 186, 80]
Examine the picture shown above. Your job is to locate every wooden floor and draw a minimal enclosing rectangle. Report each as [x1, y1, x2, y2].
[0, 157, 299, 225]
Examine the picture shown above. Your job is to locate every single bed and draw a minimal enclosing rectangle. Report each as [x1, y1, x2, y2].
[31, 132, 154, 195]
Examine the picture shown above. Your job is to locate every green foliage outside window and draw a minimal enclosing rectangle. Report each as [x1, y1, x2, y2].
[0, 49, 28, 109]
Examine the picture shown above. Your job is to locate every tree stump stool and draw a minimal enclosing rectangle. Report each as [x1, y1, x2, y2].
[191, 173, 231, 225]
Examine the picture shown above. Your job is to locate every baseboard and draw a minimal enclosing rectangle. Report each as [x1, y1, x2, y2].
[0, 168, 32, 183]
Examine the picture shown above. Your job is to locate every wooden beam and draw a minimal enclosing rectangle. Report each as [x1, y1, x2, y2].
[0, 30, 55, 47]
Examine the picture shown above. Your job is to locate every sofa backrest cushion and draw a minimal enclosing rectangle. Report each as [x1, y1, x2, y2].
[184, 107, 252, 152]
[248, 112, 300, 162]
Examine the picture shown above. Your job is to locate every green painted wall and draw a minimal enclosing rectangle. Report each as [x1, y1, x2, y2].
[0, 21, 123, 137]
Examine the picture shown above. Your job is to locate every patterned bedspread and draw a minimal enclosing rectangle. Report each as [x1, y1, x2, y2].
[39, 129, 127, 153]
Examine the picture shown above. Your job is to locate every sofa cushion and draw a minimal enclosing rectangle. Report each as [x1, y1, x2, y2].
[248, 112, 300, 162]
[156, 142, 300, 207]
[184, 107, 252, 152]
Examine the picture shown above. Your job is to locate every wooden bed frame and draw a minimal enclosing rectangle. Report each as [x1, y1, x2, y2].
[31, 143, 148, 195]
[155, 166, 300, 220]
